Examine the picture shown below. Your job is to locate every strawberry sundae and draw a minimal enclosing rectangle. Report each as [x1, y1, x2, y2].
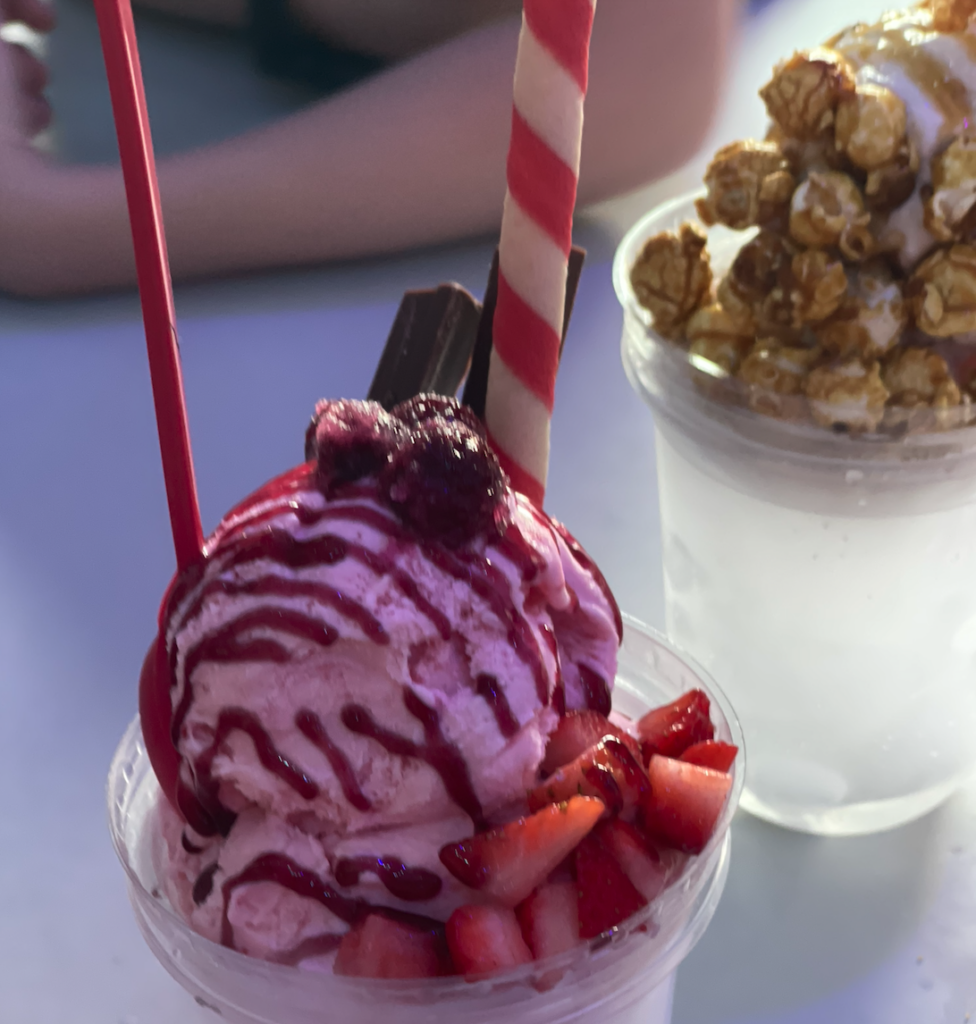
[142, 395, 738, 980]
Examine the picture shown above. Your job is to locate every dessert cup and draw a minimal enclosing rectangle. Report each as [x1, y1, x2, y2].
[107, 616, 743, 1024]
[616, 192, 976, 837]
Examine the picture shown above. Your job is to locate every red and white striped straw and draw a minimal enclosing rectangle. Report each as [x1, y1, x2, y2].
[485, 0, 596, 507]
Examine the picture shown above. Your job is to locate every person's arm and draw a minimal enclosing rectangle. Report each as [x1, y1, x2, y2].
[0, 0, 737, 297]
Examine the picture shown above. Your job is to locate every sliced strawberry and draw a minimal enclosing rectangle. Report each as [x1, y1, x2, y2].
[439, 796, 604, 907]
[516, 881, 580, 960]
[680, 740, 738, 773]
[541, 710, 641, 775]
[642, 755, 733, 854]
[446, 904, 532, 976]
[637, 689, 714, 762]
[575, 832, 647, 939]
[529, 737, 648, 820]
[595, 818, 675, 903]
[334, 915, 444, 979]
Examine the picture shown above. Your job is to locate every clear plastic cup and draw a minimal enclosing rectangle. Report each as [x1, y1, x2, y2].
[615, 192, 976, 837]
[107, 616, 743, 1024]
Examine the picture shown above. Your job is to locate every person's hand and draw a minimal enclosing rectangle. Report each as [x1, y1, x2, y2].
[1, 0, 55, 139]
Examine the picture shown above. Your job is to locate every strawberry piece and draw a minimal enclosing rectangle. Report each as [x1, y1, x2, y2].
[680, 740, 738, 773]
[446, 904, 532, 976]
[439, 796, 604, 907]
[595, 818, 675, 903]
[642, 755, 733, 854]
[541, 710, 641, 775]
[575, 832, 647, 939]
[529, 737, 649, 820]
[516, 881, 580, 960]
[637, 689, 714, 762]
[334, 915, 444, 979]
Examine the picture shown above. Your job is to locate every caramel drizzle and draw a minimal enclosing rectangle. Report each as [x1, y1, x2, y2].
[832, 16, 973, 136]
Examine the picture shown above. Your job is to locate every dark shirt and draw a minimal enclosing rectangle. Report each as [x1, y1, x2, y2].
[248, 0, 387, 93]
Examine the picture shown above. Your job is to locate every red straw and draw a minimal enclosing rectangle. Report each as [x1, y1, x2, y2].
[94, 0, 203, 570]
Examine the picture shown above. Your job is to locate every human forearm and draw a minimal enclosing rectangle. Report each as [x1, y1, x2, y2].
[1, 0, 736, 296]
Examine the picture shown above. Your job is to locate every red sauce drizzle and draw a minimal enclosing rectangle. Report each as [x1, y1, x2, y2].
[578, 663, 612, 717]
[333, 856, 443, 901]
[171, 606, 340, 746]
[550, 518, 624, 641]
[422, 544, 548, 705]
[475, 674, 519, 738]
[219, 853, 443, 950]
[181, 706, 319, 837]
[341, 690, 485, 829]
[295, 709, 372, 812]
[192, 863, 218, 905]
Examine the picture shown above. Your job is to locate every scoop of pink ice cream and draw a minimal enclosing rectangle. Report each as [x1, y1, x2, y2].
[153, 396, 621, 965]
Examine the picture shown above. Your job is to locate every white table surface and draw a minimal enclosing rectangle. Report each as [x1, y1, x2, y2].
[1, 1, 974, 1021]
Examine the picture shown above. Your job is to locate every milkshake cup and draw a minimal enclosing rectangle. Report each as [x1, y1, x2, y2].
[108, 618, 743, 1024]
[616, 194, 976, 837]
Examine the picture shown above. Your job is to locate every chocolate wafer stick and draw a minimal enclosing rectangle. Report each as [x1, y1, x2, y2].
[462, 246, 586, 421]
[367, 283, 481, 411]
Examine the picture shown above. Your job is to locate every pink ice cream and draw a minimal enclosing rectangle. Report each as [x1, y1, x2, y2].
[152, 396, 621, 968]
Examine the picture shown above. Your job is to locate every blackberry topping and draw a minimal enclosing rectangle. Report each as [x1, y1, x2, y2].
[382, 419, 508, 546]
[391, 394, 486, 437]
[310, 399, 405, 488]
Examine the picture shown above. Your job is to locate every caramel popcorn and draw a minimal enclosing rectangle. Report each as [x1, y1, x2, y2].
[834, 84, 907, 172]
[882, 347, 965, 430]
[737, 342, 822, 417]
[789, 172, 873, 259]
[909, 245, 976, 337]
[723, 230, 801, 340]
[790, 249, 847, 324]
[924, 0, 976, 32]
[863, 137, 919, 213]
[715, 273, 758, 332]
[760, 48, 856, 141]
[924, 135, 976, 242]
[882, 347, 962, 405]
[685, 305, 755, 374]
[804, 358, 889, 431]
[696, 141, 796, 230]
[630, 224, 712, 338]
[815, 266, 906, 359]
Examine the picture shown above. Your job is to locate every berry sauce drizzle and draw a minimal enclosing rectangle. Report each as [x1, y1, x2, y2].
[295, 709, 372, 812]
[333, 856, 443, 901]
[578, 664, 612, 717]
[180, 706, 319, 837]
[341, 690, 485, 830]
[475, 674, 519, 738]
[192, 863, 218, 906]
[219, 853, 443, 951]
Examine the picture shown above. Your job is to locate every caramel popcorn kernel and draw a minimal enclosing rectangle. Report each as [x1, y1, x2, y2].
[882, 347, 960, 406]
[789, 171, 873, 259]
[686, 305, 755, 374]
[790, 249, 848, 324]
[760, 48, 856, 140]
[738, 342, 822, 417]
[908, 244, 976, 337]
[925, 134, 976, 242]
[696, 140, 796, 230]
[834, 84, 907, 171]
[864, 137, 919, 213]
[925, 0, 976, 32]
[630, 223, 712, 338]
[724, 230, 795, 305]
[804, 358, 889, 431]
[815, 266, 907, 358]
[715, 273, 757, 332]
